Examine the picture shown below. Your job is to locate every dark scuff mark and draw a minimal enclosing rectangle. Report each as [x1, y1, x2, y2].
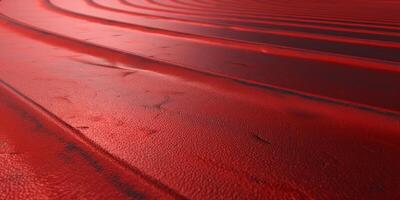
[54, 95, 72, 104]
[121, 71, 137, 78]
[143, 96, 170, 110]
[252, 134, 271, 145]
[139, 128, 158, 135]
[72, 58, 122, 70]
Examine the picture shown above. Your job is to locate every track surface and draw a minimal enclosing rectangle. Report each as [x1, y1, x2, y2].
[0, 0, 399, 199]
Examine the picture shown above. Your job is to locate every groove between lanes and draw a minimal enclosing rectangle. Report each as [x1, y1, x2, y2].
[47, 0, 400, 68]
[146, 0, 400, 32]
[192, 0, 400, 25]
[96, 0, 400, 42]
[105, 0, 400, 42]
[118, 0, 400, 36]
[1, 12, 399, 118]
[172, 0, 400, 27]
[50, 0, 400, 52]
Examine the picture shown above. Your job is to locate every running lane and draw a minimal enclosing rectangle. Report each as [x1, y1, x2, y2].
[1, 0, 400, 199]
[1, 0, 400, 113]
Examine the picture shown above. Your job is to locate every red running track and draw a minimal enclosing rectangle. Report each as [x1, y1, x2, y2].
[0, 0, 399, 199]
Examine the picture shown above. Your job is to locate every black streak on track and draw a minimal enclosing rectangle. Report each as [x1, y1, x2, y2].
[0, 83, 147, 200]
[0, 80, 188, 200]
[252, 134, 271, 145]
[121, 71, 138, 77]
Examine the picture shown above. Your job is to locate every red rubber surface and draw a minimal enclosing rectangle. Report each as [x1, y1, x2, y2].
[0, 0, 399, 199]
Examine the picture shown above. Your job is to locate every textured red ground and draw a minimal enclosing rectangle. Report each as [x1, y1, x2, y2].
[0, 0, 399, 199]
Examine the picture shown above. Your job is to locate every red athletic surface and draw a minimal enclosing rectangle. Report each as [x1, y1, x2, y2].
[0, 0, 399, 199]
